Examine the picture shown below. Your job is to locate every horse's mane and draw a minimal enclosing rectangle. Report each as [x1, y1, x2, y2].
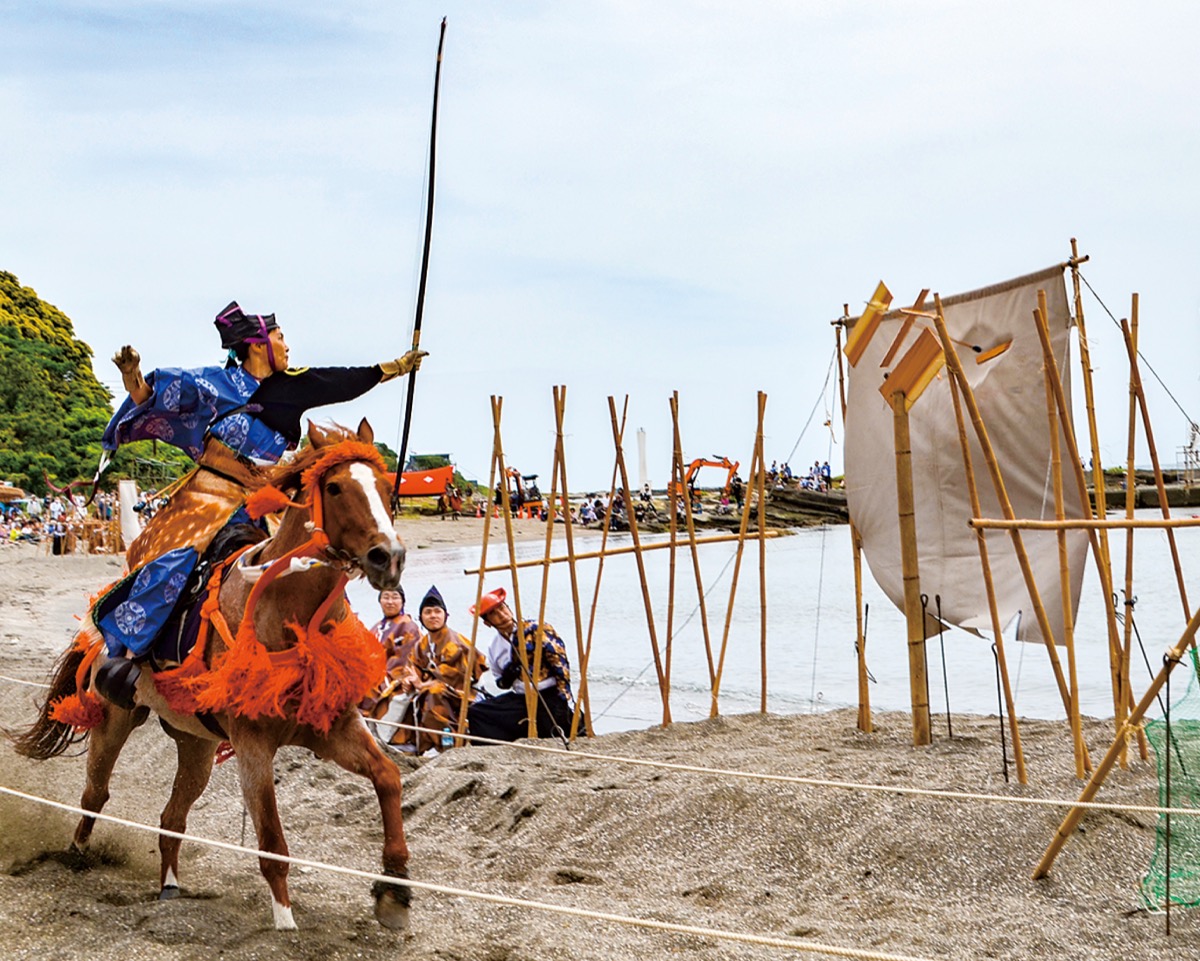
[261, 424, 362, 495]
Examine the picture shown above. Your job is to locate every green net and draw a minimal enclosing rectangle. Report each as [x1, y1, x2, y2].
[1140, 647, 1200, 910]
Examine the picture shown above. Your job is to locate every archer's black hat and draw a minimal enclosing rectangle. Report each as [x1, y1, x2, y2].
[214, 300, 278, 350]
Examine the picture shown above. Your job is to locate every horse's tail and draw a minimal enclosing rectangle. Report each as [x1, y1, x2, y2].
[8, 641, 95, 759]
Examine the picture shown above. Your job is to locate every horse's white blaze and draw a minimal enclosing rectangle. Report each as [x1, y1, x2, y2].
[273, 900, 297, 930]
[348, 463, 403, 552]
[162, 867, 179, 889]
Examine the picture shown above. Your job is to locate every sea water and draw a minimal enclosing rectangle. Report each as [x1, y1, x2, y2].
[348, 509, 1200, 735]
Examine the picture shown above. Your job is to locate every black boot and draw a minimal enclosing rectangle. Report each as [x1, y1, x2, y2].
[94, 658, 141, 710]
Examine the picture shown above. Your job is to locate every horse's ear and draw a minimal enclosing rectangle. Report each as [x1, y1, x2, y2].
[356, 418, 375, 445]
[307, 420, 331, 449]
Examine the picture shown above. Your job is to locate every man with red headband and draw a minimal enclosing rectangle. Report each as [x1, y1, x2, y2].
[91, 301, 425, 708]
[466, 587, 575, 742]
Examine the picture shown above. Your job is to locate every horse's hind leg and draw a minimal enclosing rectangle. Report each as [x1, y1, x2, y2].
[73, 705, 144, 852]
[157, 725, 218, 899]
[309, 717, 411, 930]
[228, 730, 295, 930]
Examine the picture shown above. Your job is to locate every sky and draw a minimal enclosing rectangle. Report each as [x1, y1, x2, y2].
[3, 1, 1199, 492]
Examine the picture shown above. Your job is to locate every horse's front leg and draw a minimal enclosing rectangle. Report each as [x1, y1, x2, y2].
[309, 714, 411, 930]
[229, 727, 295, 930]
[157, 724, 219, 899]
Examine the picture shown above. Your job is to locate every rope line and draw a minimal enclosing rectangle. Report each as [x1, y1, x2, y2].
[0, 783, 938, 961]
[785, 346, 837, 466]
[1077, 269, 1198, 430]
[370, 716, 1200, 819]
[0, 672, 51, 689]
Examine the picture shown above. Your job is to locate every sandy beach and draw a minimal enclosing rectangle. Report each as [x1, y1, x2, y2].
[0, 538, 1194, 961]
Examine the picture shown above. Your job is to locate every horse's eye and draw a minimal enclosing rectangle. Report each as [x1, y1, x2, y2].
[326, 482, 341, 496]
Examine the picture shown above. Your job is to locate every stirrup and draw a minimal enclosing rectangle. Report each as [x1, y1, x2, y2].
[94, 658, 142, 710]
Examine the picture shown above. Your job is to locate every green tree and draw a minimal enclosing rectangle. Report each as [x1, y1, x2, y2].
[0, 271, 190, 495]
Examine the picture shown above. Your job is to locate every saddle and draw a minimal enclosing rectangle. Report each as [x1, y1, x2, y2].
[149, 521, 268, 671]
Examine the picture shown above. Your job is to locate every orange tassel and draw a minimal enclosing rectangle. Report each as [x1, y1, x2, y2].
[180, 613, 383, 735]
[244, 485, 304, 520]
[50, 691, 106, 730]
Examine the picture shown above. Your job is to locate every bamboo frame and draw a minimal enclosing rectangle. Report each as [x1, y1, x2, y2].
[946, 370, 1028, 782]
[931, 297, 1074, 714]
[1031, 300, 1136, 742]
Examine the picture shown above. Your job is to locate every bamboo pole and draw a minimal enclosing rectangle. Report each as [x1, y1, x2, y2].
[607, 395, 670, 725]
[1032, 607, 1200, 879]
[1121, 317, 1191, 621]
[532, 393, 563, 724]
[459, 406, 504, 740]
[836, 311, 872, 734]
[1068, 239, 1111, 558]
[757, 394, 769, 713]
[670, 392, 717, 688]
[548, 386, 593, 739]
[932, 298, 1073, 714]
[1039, 292, 1086, 777]
[891, 388, 931, 746]
[711, 393, 766, 716]
[971, 517, 1200, 531]
[946, 371, 1027, 782]
[852, 523, 871, 733]
[489, 397, 538, 738]
[1120, 300, 1139, 766]
[665, 414, 680, 706]
[1067, 239, 1127, 729]
[464, 529, 783, 574]
[1031, 302, 1130, 736]
[577, 401, 630, 737]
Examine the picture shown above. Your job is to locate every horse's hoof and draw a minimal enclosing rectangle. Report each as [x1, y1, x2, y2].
[158, 884, 180, 901]
[272, 900, 298, 930]
[372, 879, 412, 931]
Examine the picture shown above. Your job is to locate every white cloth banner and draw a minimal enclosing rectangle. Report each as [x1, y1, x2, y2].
[844, 266, 1087, 646]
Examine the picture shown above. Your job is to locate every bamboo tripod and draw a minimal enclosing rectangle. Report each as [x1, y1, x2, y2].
[463, 389, 778, 732]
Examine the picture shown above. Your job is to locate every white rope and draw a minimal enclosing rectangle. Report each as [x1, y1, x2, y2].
[0, 672, 1188, 817]
[0, 672, 51, 689]
[373, 716, 1200, 819]
[0, 783, 936, 961]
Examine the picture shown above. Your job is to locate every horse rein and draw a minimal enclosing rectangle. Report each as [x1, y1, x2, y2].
[236, 443, 388, 632]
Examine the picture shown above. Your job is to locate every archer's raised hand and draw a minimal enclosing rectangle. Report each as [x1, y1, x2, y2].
[112, 345, 141, 373]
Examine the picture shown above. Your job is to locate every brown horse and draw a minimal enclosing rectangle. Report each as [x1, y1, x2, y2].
[14, 420, 412, 931]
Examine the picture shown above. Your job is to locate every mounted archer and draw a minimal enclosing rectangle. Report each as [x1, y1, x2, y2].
[93, 301, 426, 707]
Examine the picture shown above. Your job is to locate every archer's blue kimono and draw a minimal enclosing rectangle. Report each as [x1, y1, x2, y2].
[97, 361, 382, 659]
